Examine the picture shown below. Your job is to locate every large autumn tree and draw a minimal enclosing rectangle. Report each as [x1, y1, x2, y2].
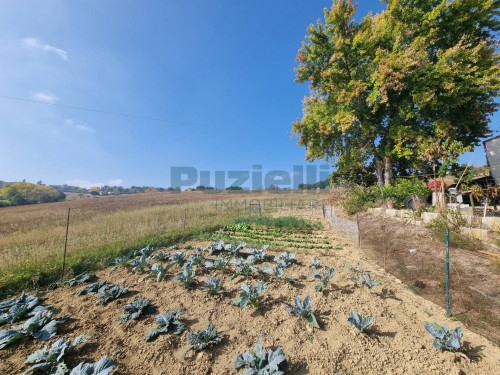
[293, 0, 500, 186]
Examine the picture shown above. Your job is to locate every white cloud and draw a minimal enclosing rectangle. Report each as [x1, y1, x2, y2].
[64, 118, 94, 133]
[66, 179, 103, 189]
[108, 179, 123, 186]
[66, 178, 124, 189]
[31, 91, 57, 103]
[23, 37, 68, 61]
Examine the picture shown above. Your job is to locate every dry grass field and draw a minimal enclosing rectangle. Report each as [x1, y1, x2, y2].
[0, 190, 326, 298]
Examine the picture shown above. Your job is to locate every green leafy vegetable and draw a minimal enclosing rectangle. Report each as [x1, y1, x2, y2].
[274, 252, 296, 268]
[144, 310, 185, 342]
[310, 259, 322, 267]
[311, 267, 335, 292]
[262, 263, 294, 285]
[23, 335, 88, 375]
[229, 258, 262, 280]
[68, 356, 115, 375]
[188, 249, 204, 267]
[202, 277, 226, 295]
[0, 291, 49, 325]
[351, 272, 379, 289]
[233, 282, 268, 311]
[95, 284, 131, 306]
[205, 255, 230, 273]
[425, 322, 463, 351]
[234, 336, 287, 375]
[117, 299, 154, 323]
[172, 263, 197, 287]
[286, 295, 319, 328]
[0, 311, 71, 349]
[347, 311, 373, 333]
[182, 323, 223, 358]
[130, 255, 149, 274]
[61, 273, 96, 287]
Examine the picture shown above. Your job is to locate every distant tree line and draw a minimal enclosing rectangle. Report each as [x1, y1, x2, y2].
[0, 182, 65, 207]
[298, 179, 330, 190]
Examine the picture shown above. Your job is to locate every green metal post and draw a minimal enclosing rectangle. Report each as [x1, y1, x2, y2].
[445, 228, 450, 317]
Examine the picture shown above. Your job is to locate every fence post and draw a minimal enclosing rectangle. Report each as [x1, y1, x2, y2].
[183, 209, 187, 230]
[356, 212, 360, 246]
[61, 208, 71, 281]
[446, 229, 450, 317]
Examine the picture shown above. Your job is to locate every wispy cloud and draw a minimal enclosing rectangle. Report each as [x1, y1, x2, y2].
[64, 118, 94, 133]
[108, 179, 123, 186]
[66, 178, 124, 189]
[23, 37, 68, 61]
[31, 91, 58, 103]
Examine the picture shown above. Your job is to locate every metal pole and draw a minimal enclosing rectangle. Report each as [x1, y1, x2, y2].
[61, 208, 71, 281]
[446, 228, 450, 317]
[383, 218, 387, 271]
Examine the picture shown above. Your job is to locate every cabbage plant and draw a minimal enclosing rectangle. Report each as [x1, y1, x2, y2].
[188, 249, 204, 267]
[234, 336, 287, 375]
[95, 284, 131, 306]
[205, 255, 231, 273]
[0, 311, 71, 349]
[0, 291, 49, 325]
[351, 272, 379, 289]
[310, 259, 322, 267]
[286, 295, 319, 328]
[202, 278, 226, 295]
[425, 322, 463, 351]
[262, 264, 294, 285]
[233, 282, 268, 311]
[172, 263, 197, 287]
[274, 252, 296, 268]
[130, 255, 149, 274]
[68, 356, 115, 375]
[311, 267, 335, 292]
[182, 323, 223, 358]
[118, 299, 154, 323]
[245, 245, 271, 262]
[61, 273, 96, 287]
[144, 310, 185, 342]
[169, 252, 188, 267]
[347, 311, 373, 333]
[23, 335, 88, 375]
[230, 258, 261, 280]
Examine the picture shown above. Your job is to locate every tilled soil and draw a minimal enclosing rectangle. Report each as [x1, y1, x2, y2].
[1, 217, 499, 375]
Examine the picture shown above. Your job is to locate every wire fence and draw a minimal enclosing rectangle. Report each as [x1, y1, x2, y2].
[320, 202, 500, 340]
[322, 203, 359, 244]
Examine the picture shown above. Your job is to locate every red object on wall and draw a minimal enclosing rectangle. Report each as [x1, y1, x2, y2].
[428, 180, 447, 192]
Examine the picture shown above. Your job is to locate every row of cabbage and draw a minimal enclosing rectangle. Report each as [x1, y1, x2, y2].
[0, 239, 465, 375]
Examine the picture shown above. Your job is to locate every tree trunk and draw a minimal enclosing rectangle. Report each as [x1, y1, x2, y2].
[384, 155, 393, 185]
[374, 153, 384, 188]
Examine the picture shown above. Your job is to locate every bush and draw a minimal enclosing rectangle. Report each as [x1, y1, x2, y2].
[338, 178, 431, 214]
[338, 184, 381, 215]
[383, 179, 431, 208]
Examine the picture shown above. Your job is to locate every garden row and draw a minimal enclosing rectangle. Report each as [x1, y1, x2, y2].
[0, 237, 467, 374]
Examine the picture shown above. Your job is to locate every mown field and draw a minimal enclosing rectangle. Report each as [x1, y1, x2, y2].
[0, 190, 326, 298]
[0, 215, 498, 375]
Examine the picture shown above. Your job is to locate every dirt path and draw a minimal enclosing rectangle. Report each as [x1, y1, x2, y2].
[0, 214, 499, 374]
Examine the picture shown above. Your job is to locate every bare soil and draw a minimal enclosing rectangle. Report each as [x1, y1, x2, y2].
[358, 213, 500, 346]
[1, 215, 499, 375]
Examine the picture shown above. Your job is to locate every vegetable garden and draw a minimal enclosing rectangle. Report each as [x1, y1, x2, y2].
[0, 215, 498, 374]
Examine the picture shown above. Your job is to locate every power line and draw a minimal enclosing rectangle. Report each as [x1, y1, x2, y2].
[0, 94, 246, 132]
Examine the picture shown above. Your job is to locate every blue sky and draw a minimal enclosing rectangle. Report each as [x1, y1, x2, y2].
[0, 1, 497, 189]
